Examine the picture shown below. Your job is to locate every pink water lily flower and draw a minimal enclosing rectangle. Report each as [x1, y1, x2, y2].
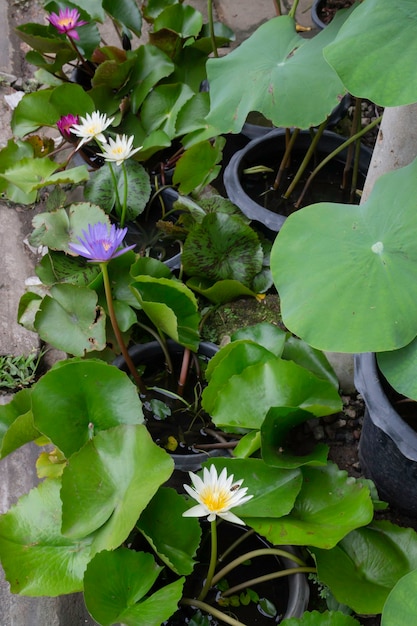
[68, 222, 135, 263]
[57, 114, 79, 139]
[48, 8, 87, 40]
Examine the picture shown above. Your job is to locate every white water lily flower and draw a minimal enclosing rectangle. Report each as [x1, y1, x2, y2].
[71, 111, 114, 149]
[183, 465, 253, 525]
[100, 134, 142, 165]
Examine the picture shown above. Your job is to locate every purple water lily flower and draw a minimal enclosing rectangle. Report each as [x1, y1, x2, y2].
[57, 113, 79, 139]
[68, 222, 135, 262]
[48, 8, 87, 40]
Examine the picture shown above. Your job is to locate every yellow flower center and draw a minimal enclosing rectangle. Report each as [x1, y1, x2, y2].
[201, 487, 230, 512]
[102, 241, 111, 251]
[58, 17, 74, 27]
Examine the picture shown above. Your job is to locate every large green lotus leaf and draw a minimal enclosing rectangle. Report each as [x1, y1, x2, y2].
[91, 56, 137, 91]
[382, 568, 417, 626]
[154, 3, 202, 38]
[186, 277, 257, 304]
[281, 611, 361, 626]
[261, 406, 329, 469]
[173, 137, 225, 194]
[282, 336, 339, 389]
[61, 425, 174, 552]
[206, 457, 302, 519]
[84, 160, 151, 220]
[175, 92, 210, 136]
[141, 83, 194, 136]
[271, 157, 417, 353]
[12, 84, 95, 136]
[34, 284, 107, 356]
[246, 463, 373, 549]
[102, 0, 143, 37]
[312, 521, 417, 614]
[2, 154, 88, 196]
[0, 479, 93, 595]
[0, 389, 39, 458]
[84, 548, 184, 626]
[26, 48, 75, 75]
[32, 202, 108, 251]
[203, 357, 341, 430]
[130, 276, 200, 350]
[15, 22, 75, 54]
[136, 487, 201, 575]
[377, 336, 417, 402]
[204, 339, 274, 389]
[44, 0, 105, 22]
[36, 251, 102, 287]
[231, 322, 287, 357]
[206, 11, 350, 133]
[31, 358, 143, 457]
[324, 0, 417, 106]
[182, 213, 263, 286]
[129, 45, 175, 113]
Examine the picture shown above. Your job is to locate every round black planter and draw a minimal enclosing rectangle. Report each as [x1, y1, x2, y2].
[311, 0, 326, 29]
[113, 340, 230, 472]
[166, 523, 309, 624]
[223, 128, 372, 234]
[355, 353, 417, 515]
[311, 0, 356, 30]
[124, 187, 182, 270]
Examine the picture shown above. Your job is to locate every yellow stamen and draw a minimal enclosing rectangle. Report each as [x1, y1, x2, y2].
[201, 488, 230, 512]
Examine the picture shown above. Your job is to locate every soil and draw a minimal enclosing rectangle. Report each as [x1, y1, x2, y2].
[315, 0, 356, 25]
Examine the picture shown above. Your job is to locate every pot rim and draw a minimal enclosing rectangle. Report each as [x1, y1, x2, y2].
[113, 340, 226, 469]
[223, 128, 373, 233]
[354, 352, 417, 461]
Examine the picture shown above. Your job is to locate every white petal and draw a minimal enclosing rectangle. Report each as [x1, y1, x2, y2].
[182, 504, 208, 518]
[219, 510, 246, 525]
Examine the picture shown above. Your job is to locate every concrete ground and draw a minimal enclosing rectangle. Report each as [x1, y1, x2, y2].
[0, 1, 316, 624]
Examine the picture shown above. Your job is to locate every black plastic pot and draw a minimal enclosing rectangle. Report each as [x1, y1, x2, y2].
[355, 353, 417, 515]
[223, 128, 372, 234]
[166, 522, 309, 624]
[124, 187, 182, 270]
[311, 0, 327, 29]
[311, 0, 356, 30]
[113, 340, 230, 472]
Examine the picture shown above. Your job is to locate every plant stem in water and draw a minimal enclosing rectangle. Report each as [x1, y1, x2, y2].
[100, 262, 147, 394]
[198, 519, 218, 602]
[181, 598, 247, 626]
[220, 566, 317, 598]
[294, 114, 382, 209]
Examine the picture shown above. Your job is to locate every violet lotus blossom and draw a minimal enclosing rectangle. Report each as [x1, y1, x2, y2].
[57, 113, 79, 139]
[68, 222, 135, 263]
[48, 8, 87, 40]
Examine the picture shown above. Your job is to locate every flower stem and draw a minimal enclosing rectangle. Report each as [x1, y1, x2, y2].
[177, 347, 191, 397]
[109, 162, 122, 221]
[100, 262, 147, 394]
[293, 114, 382, 209]
[198, 519, 218, 602]
[211, 547, 307, 586]
[220, 566, 317, 598]
[181, 598, 247, 626]
[207, 0, 218, 58]
[120, 162, 129, 227]
[67, 36, 94, 76]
